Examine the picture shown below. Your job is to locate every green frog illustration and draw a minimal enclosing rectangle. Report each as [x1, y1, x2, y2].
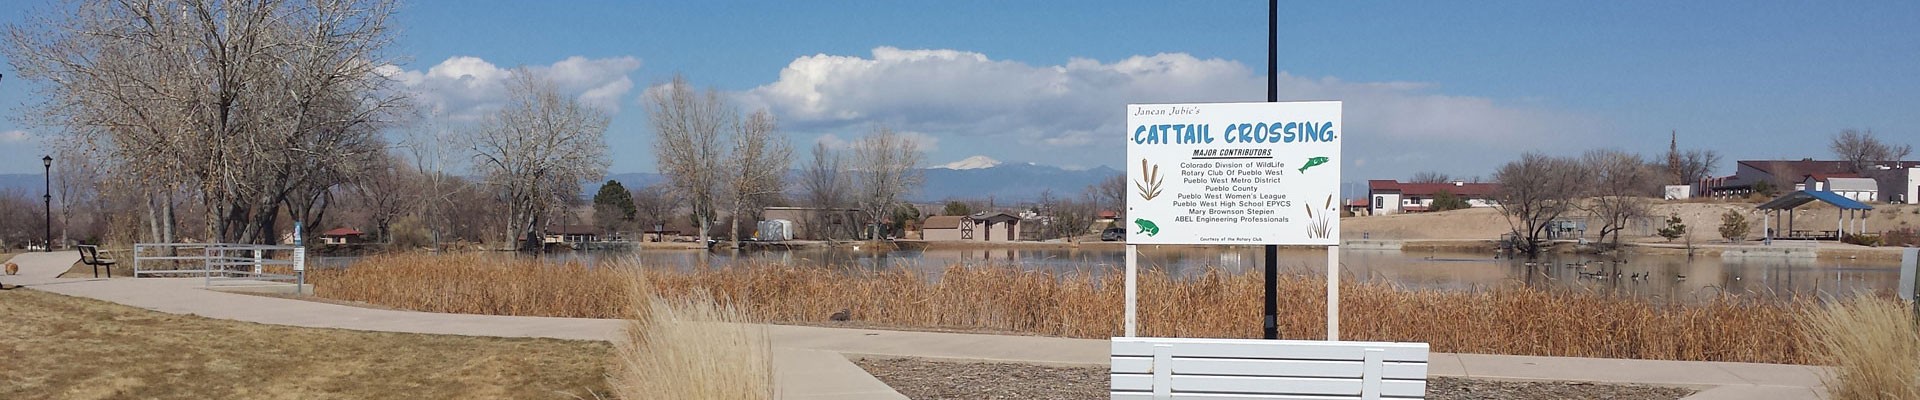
[1298, 156, 1330, 174]
[1133, 218, 1161, 237]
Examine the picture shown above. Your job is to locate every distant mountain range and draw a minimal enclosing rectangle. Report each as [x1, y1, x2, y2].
[0, 162, 1126, 206]
[0, 174, 44, 195]
[596, 160, 1122, 204]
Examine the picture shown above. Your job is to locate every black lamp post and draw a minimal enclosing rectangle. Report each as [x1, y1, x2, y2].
[43, 155, 52, 252]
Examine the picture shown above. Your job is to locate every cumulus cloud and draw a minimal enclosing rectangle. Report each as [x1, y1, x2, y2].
[387, 55, 641, 121]
[0, 130, 28, 143]
[734, 47, 1594, 173]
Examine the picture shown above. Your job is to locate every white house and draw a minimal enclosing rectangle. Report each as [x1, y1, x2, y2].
[1365, 180, 1501, 215]
[1797, 175, 1877, 203]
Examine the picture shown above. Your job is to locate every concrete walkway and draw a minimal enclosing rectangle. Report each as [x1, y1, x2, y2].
[2, 252, 1828, 399]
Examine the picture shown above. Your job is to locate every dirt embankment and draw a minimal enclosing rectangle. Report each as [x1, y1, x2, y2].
[1342, 201, 1920, 257]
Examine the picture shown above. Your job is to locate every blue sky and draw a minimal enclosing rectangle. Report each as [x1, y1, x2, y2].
[1, 1, 1916, 181]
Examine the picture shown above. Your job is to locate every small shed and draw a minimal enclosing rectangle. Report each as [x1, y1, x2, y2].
[320, 227, 364, 245]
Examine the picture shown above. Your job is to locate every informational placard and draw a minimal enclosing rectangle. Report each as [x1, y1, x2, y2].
[1125, 101, 1342, 245]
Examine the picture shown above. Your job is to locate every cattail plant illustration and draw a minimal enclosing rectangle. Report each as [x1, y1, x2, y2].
[1135, 158, 1165, 201]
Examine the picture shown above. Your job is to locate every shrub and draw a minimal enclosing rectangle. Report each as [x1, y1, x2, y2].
[1802, 296, 1920, 400]
[1430, 190, 1471, 212]
[1656, 214, 1686, 242]
[1841, 233, 1883, 247]
[1885, 228, 1920, 247]
[1719, 209, 1749, 243]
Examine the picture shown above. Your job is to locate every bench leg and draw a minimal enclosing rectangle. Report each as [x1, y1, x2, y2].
[1362, 349, 1384, 400]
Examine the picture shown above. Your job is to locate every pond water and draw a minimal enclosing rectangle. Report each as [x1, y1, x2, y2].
[316, 246, 1906, 303]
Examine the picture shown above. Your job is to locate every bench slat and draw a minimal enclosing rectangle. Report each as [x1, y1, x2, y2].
[1113, 340, 1428, 363]
[1114, 374, 1426, 396]
[1113, 392, 1425, 400]
[1112, 357, 1426, 380]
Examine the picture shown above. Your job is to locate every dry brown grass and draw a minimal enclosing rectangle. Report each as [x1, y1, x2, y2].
[313, 252, 1815, 364]
[0, 287, 610, 399]
[608, 274, 772, 399]
[1802, 295, 1920, 399]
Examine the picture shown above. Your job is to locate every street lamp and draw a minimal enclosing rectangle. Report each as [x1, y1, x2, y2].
[43, 155, 52, 252]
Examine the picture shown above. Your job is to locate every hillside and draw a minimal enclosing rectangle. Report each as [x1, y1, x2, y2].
[1342, 201, 1920, 244]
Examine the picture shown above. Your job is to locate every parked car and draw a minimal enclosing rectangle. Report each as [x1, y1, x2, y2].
[1101, 227, 1126, 241]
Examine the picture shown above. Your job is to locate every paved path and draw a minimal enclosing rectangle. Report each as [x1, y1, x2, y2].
[2, 252, 1828, 399]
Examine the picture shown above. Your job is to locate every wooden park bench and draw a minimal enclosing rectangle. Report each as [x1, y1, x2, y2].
[1111, 337, 1430, 400]
[78, 245, 117, 278]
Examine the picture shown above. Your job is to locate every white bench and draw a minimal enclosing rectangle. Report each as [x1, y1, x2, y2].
[1111, 337, 1430, 400]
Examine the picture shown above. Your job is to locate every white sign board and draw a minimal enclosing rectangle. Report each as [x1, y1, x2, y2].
[1125, 101, 1342, 245]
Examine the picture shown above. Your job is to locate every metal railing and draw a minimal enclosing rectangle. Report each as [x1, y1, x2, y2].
[133, 243, 307, 292]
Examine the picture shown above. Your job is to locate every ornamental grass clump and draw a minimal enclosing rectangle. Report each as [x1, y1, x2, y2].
[1801, 295, 1920, 400]
[607, 273, 771, 400]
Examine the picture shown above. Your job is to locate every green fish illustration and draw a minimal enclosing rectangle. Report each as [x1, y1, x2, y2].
[1298, 156, 1330, 174]
[1133, 218, 1161, 237]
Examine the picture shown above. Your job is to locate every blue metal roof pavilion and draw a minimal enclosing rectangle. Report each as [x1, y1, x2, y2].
[1755, 190, 1873, 211]
[1754, 190, 1874, 242]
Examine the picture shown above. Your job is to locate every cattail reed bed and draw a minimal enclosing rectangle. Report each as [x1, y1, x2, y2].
[310, 253, 1816, 364]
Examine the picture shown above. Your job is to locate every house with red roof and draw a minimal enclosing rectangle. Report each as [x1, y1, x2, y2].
[319, 227, 364, 245]
[1364, 180, 1501, 215]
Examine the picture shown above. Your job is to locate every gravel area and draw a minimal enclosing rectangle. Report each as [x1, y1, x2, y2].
[854, 358, 1697, 400]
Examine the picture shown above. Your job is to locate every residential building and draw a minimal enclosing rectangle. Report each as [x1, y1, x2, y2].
[1799, 175, 1877, 202]
[319, 227, 364, 245]
[1866, 166, 1920, 204]
[545, 225, 602, 244]
[1713, 159, 1920, 201]
[1712, 160, 1855, 197]
[1364, 180, 1500, 215]
[921, 212, 1023, 242]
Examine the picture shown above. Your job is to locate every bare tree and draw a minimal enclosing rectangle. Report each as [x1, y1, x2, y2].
[631, 184, 674, 242]
[799, 142, 852, 240]
[1409, 171, 1454, 183]
[1040, 191, 1098, 241]
[469, 72, 611, 249]
[1831, 129, 1914, 172]
[1671, 149, 1723, 186]
[1494, 153, 1587, 258]
[52, 148, 103, 246]
[401, 114, 463, 248]
[722, 110, 793, 248]
[645, 75, 730, 245]
[6, 0, 407, 244]
[351, 151, 420, 244]
[1088, 173, 1126, 217]
[1580, 149, 1656, 248]
[0, 189, 47, 249]
[851, 125, 925, 240]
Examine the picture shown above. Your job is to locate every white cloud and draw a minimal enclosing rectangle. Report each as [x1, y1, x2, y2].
[389, 55, 641, 121]
[0, 130, 28, 143]
[811, 131, 939, 152]
[735, 47, 1595, 174]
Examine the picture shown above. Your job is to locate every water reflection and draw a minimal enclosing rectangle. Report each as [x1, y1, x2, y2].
[316, 247, 1901, 303]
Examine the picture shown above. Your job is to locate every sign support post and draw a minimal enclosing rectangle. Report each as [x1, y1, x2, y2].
[1263, 0, 1281, 341]
[1125, 244, 1139, 337]
[1327, 245, 1339, 340]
